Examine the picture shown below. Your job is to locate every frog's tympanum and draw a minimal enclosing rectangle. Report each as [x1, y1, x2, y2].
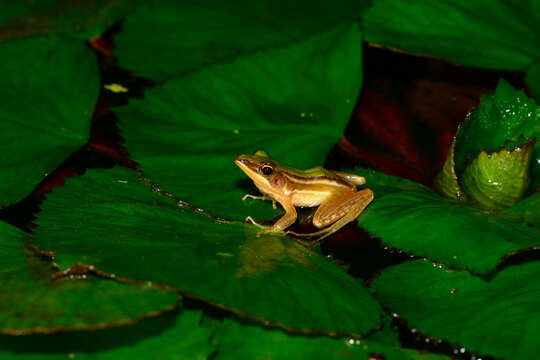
[235, 150, 373, 241]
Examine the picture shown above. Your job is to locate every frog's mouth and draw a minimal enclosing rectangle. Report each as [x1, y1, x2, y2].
[234, 157, 257, 178]
[234, 156, 269, 185]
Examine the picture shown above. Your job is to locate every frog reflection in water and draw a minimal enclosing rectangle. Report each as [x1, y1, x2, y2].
[234, 150, 373, 241]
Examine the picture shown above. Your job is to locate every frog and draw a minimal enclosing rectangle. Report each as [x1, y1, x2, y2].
[234, 150, 373, 241]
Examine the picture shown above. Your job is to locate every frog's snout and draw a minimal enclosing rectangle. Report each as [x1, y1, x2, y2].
[234, 156, 251, 173]
[234, 156, 247, 166]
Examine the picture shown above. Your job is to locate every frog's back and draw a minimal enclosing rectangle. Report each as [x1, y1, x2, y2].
[281, 165, 355, 190]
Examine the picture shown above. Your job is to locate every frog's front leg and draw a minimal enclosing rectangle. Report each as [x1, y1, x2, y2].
[268, 200, 297, 232]
[242, 194, 269, 201]
[242, 194, 277, 209]
[245, 200, 297, 237]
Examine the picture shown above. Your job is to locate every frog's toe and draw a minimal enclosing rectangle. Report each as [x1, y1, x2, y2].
[245, 216, 269, 230]
[256, 227, 285, 237]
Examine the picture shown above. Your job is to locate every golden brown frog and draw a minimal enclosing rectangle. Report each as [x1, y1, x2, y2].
[235, 150, 373, 240]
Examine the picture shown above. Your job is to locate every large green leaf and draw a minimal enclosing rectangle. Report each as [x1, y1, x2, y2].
[214, 319, 449, 360]
[115, 0, 369, 80]
[33, 167, 382, 335]
[501, 191, 540, 226]
[116, 24, 363, 221]
[0, 2, 37, 24]
[0, 311, 214, 359]
[373, 259, 540, 360]
[0, 221, 177, 334]
[0, 0, 132, 41]
[357, 169, 539, 274]
[0, 36, 98, 207]
[525, 61, 540, 101]
[453, 80, 540, 185]
[363, 0, 540, 71]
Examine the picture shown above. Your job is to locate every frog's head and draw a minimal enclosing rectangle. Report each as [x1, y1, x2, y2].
[235, 150, 286, 196]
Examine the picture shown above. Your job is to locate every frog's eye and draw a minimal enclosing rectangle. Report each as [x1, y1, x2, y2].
[261, 165, 274, 176]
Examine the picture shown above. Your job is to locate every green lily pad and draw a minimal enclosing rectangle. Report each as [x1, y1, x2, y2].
[454, 80, 540, 186]
[373, 259, 540, 360]
[363, 0, 539, 71]
[0, 2, 35, 24]
[114, 0, 369, 80]
[0, 310, 214, 359]
[525, 61, 540, 101]
[116, 24, 363, 221]
[0, 221, 177, 335]
[33, 167, 382, 335]
[501, 191, 540, 227]
[461, 140, 534, 210]
[0, 0, 132, 42]
[0, 35, 98, 207]
[357, 169, 539, 274]
[214, 319, 449, 360]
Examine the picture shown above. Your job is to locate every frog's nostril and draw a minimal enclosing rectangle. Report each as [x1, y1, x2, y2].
[234, 157, 247, 166]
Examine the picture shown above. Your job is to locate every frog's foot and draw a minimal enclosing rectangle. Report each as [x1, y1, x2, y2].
[254, 228, 284, 238]
[242, 194, 277, 209]
[244, 217, 285, 237]
[286, 203, 363, 244]
[242, 194, 268, 202]
[286, 207, 361, 243]
[257, 227, 286, 238]
[244, 216, 266, 229]
[286, 229, 330, 245]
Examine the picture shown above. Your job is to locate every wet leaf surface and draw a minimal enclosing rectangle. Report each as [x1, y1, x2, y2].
[116, 24, 363, 221]
[525, 61, 540, 101]
[501, 191, 540, 226]
[357, 169, 539, 274]
[213, 318, 450, 360]
[364, 0, 540, 71]
[373, 259, 540, 360]
[33, 167, 382, 335]
[114, 0, 370, 80]
[0, 221, 178, 334]
[0, 310, 214, 359]
[0, 36, 98, 208]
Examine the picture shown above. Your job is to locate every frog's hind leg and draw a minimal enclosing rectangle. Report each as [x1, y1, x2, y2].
[287, 189, 373, 242]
